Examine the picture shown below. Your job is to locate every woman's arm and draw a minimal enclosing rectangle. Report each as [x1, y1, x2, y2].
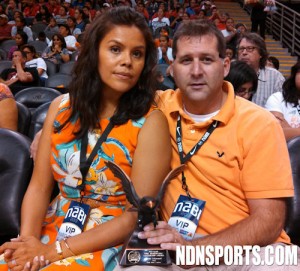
[270, 111, 300, 141]
[20, 96, 63, 238]
[0, 98, 18, 131]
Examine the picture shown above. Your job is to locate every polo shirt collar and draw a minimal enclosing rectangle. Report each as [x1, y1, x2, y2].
[169, 81, 235, 126]
[258, 68, 267, 82]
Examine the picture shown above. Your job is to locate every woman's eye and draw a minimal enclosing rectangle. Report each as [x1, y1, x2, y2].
[111, 46, 120, 53]
[132, 50, 142, 58]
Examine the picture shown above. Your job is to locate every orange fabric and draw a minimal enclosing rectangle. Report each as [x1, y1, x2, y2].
[158, 82, 294, 244]
[0, 94, 155, 270]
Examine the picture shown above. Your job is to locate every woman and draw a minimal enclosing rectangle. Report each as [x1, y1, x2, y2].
[74, 7, 86, 31]
[225, 60, 258, 101]
[42, 33, 70, 64]
[11, 16, 33, 41]
[22, 44, 48, 85]
[8, 30, 28, 60]
[0, 83, 18, 131]
[34, 5, 51, 24]
[67, 16, 81, 39]
[265, 61, 300, 141]
[0, 6, 171, 271]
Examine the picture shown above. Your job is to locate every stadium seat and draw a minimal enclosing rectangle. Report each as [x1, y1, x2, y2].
[44, 59, 58, 76]
[0, 39, 16, 54]
[285, 136, 300, 246]
[28, 102, 51, 140]
[16, 101, 31, 136]
[0, 128, 33, 244]
[59, 61, 76, 75]
[15, 87, 61, 113]
[0, 60, 12, 74]
[45, 73, 72, 93]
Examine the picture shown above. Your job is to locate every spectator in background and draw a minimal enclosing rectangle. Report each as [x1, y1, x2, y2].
[44, 17, 59, 35]
[55, 5, 69, 24]
[265, 61, 300, 141]
[225, 60, 258, 100]
[8, 31, 28, 60]
[151, 8, 170, 33]
[36, 31, 50, 45]
[46, 0, 60, 16]
[251, 3, 267, 39]
[74, 8, 87, 31]
[237, 32, 285, 107]
[8, 10, 23, 25]
[11, 16, 33, 41]
[0, 83, 18, 131]
[23, 0, 40, 18]
[0, 14, 12, 41]
[225, 44, 235, 61]
[157, 35, 173, 64]
[267, 56, 280, 70]
[54, 23, 77, 52]
[136, 1, 149, 22]
[0, 50, 40, 94]
[42, 33, 70, 64]
[22, 44, 48, 85]
[5, 0, 18, 21]
[67, 16, 81, 39]
[63, 0, 75, 16]
[34, 5, 51, 24]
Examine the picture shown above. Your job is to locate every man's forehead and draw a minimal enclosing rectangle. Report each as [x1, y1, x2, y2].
[176, 35, 218, 53]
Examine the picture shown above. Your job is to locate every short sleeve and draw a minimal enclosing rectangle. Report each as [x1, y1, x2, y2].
[265, 92, 284, 113]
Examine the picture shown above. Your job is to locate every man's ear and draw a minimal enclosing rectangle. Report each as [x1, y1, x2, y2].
[223, 57, 231, 78]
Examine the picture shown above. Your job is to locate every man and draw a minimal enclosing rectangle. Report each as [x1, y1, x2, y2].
[116, 20, 296, 270]
[237, 32, 285, 107]
[0, 14, 12, 42]
[0, 50, 39, 94]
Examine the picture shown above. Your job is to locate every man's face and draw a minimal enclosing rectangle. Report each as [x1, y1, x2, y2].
[171, 34, 230, 114]
[59, 26, 68, 36]
[237, 38, 261, 71]
[0, 17, 7, 26]
[12, 51, 26, 65]
[225, 19, 234, 31]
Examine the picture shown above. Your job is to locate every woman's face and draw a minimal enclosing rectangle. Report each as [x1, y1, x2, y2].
[15, 34, 24, 45]
[53, 36, 62, 46]
[225, 48, 234, 60]
[98, 25, 146, 100]
[296, 71, 300, 91]
[236, 82, 254, 100]
[159, 36, 168, 47]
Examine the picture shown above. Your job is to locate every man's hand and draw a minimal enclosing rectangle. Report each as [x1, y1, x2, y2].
[138, 221, 190, 250]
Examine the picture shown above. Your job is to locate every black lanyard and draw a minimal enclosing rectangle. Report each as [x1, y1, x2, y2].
[79, 121, 114, 201]
[176, 114, 219, 198]
[296, 104, 300, 116]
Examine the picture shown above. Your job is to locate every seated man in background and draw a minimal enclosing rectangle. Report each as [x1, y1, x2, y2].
[0, 50, 40, 94]
[0, 83, 17, 131]
[117, 20, 297, 270]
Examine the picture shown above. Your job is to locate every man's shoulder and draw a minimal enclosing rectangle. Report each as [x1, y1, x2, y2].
[156, 89, 179, 111]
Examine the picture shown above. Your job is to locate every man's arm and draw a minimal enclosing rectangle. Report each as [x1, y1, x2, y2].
[139, 198, 286, 251]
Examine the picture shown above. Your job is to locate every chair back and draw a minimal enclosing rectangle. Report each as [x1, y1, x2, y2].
[16, 101, 32, 136]
[45, 74, 72, 93]
[0, 60, 12, 74]
[0, 129, 33, 244]
[0, 48, 7, 60]
[15, 87, 61, 113]
[285, 136, 300, 246]
[31, 22, 47, 35]
[0, 39, 17, 53]
[28, 40, 48, 56]
[44, 59, 58, 76]
[28, 102, 51, 139]
[156, 64, 175, 89]
[58, 61, 76, 75]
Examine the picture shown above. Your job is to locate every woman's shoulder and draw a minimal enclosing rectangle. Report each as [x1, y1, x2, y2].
[0, 83, 14, 101]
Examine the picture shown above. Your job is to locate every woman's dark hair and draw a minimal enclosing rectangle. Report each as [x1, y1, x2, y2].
[51, 33, 67, 49]
[67, 16, 76, 24]
[225, 60, 258, 96]
[282, 61, 300, 106]
[16, 30, 28, 46]
[59, 7, 157, 137]
[267, 56, 279, 70]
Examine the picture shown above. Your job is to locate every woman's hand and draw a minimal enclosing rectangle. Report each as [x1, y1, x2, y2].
[0, 236, 52, 270]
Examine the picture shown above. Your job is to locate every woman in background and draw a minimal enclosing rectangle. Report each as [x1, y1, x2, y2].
[225, 60, 258, 101]
[265, 61, 300, 141]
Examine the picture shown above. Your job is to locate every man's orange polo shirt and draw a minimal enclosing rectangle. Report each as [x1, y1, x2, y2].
[158, 81, 294, 244]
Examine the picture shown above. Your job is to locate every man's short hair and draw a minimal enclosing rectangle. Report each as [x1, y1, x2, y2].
[237, 32, 268, 69]
[172, 20, 226, 59]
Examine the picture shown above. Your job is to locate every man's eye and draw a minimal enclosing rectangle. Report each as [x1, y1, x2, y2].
[181, 58, 191, 64]
[201, 57, 213, 64]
